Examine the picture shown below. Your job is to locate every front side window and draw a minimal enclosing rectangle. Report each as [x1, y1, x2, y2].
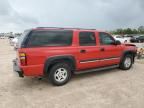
[99, 32, 115, 45]
[27, 30, 73, 47]
[79, 32, 96, 46]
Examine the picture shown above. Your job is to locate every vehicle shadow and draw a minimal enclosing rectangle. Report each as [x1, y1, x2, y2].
[20, 68, 122, 88]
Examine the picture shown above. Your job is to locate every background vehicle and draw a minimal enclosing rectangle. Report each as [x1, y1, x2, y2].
[137, 36, 144, 43]
[130, 36, 139, 43]
[0, 36, 5, 39]
[124, 35, 133, 42]
[13, 27, 137, 86]
[8, 36, 15, 45]
[130, 35, 144, 43]
[12, 37, 19, 49]
[113, 35, 130, 43]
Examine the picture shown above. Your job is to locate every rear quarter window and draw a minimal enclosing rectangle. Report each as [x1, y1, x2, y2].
[26, 30, 73, 47]
[18, 30, 30, 48]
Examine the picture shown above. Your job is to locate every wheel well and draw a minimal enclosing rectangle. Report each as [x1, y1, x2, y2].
[45, 58, 75, 75]
[123, 51, 135, 63]
[124, 52, 134, 56]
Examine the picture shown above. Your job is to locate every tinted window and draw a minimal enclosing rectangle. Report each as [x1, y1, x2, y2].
[99, 32, 115, 45]
[139, 36, 144, 39]
[79, 32, 96, 46]
[27, 30, 73, 47]
[18, 30, 30, 48]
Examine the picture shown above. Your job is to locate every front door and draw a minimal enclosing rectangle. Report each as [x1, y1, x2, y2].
[98, 32, 123, 66]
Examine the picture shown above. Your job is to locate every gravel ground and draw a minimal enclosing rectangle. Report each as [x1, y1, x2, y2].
[0, 39, 144, 108]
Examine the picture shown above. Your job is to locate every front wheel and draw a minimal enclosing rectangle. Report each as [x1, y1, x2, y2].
[48, 63, 72, 86]
[119, 55, 133, 70]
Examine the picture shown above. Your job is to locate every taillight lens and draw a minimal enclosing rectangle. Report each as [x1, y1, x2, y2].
[19, 53, 27, 66]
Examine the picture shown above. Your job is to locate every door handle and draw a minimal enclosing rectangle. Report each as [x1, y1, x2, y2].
[80, 49, 86, 53]
[100, 48, 105, 51]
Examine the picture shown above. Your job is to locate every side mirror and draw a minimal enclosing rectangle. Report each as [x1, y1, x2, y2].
[115, 40, 121, 45]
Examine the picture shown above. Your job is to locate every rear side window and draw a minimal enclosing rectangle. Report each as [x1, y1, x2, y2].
[79, 32, 96, 46]
[27, 30, 73, 47]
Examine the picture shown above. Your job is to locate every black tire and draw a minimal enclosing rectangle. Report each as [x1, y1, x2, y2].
[48, 63, 72, 86]
[119, 54, 133, 70]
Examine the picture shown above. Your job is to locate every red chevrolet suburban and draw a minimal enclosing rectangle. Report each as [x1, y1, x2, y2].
[13, 27, 137, 86]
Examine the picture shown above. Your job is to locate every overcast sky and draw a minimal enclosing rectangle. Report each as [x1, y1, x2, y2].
[0, 0, 144, 32]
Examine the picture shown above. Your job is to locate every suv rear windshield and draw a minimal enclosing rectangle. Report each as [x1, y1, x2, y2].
[26, 30, 73, 47]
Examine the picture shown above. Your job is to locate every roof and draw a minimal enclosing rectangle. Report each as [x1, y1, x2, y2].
[32, 27, 97, 31]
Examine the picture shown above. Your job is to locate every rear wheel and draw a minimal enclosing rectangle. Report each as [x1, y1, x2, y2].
[48, 63, 72, 86]
[119, 55, 133, 70]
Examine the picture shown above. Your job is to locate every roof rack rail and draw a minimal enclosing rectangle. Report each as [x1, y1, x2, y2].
[37, 27, 64, 29]
[78, 28, 96, 30]
[36, 27, 96, 30]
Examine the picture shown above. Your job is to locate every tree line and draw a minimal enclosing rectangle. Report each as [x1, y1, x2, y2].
[111, 26, 144, 35]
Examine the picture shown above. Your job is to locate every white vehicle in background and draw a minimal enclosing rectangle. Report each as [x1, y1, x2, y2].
[11, 37, 19, 49]
[9, 36, 14, 46]
[113, 35, 130, 43]
[124, 35, 133, 43]
[0, 36, 5, 39]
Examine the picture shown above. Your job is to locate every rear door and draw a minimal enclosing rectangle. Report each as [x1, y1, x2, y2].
[77, 31, 102, 70]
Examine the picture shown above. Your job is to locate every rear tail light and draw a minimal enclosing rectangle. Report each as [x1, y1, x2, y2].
[19, 53, 27, 66]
